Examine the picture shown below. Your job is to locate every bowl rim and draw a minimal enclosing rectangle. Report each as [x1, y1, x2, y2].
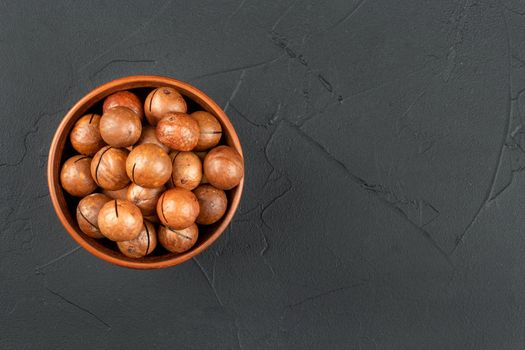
[47, 75, 244, 269]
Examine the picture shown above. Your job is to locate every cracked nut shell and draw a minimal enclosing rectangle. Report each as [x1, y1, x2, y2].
[156, 187, 199, 229]
[156, 113, 200, 151]
[126, 183, 165, 216]
[191, 111, 222, 151]
[98, 199, 143, 241]
[70, 113, 105, 156]
[168, 151, 202, 190]
[144, 86, 187, 126]
[91, 146, 130, 190]
[60, 155, 97, 197]
[76, 193, 111, 239]
[203, 145, 244, 190]
[117, 220, 157, 258]
[103, 91, 144, 119]
[158, 224, 198, 253]
[126, 143, 172, 188]
[100, 106, 142, 147]
[193, 184, 227, 225]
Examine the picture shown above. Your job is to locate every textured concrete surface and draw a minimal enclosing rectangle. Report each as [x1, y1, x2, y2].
[2, 0, 525, 348]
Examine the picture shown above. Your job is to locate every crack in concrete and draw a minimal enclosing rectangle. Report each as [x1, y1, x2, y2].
[34, 247, 82, 274]
[282, 121, 453, 266]
[78, 0, 174, 73]
[452, 1, 513, 253]
[0, 109, 65, 168]
[188, 54, 285, 82]
[224, 70, 246, 113]
[46, 287, 111, 330]
[90, 59, 156, 78]
[286, 281, 368, 309]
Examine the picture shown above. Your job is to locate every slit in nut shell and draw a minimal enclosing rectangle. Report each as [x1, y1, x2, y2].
[126, 144, 172, 188]
[91, 146, 130, 190]
[144, 87, 187, 126]
[76, 193, 111, 239]
[191, 111, 222, 151]
[117, 221, 157, 258]
[70, 114, 105, 156]
[97, 199, 143, 242]
[158, 224, 198, 253]
[60, 155, 97, 197]
[156, 188, 199, 230]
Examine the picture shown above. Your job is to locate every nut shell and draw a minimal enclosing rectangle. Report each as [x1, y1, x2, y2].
[203, 146, 244, 190]
[126, 144, 172, 188]
[126, 183, 165, 216]
[156, 113, 200, 151]
[117, 221, 157, 258]
[102, 185, 130, 200]
[76, 193, 111, 239]
[200, 172, 209, 184]
[100, 106, 142, 147]
[98, 199, 143, 241]
[191, 111, 222, 151]
[156, 187, 199, 229]
[158, 224, 198, 253]
[136, 125, 170, 153]
[60, 155, 97, 197]
[195, 152, 209, 184]
[103, 91, 144, 119]
[194, 185, 227, 225]
[144, 214, 160, 224]
[70, 114, 105, 156]
[169, 151, 202, 190]
[195, 151, 207, 161]
[91, 146, 130, 190]
[144, 87, 187, 126]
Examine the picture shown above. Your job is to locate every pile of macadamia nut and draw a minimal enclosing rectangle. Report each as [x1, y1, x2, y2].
[60, 87, 243, 259]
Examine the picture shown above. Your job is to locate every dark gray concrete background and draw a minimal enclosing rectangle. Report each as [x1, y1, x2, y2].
[1, 0, 525, 348]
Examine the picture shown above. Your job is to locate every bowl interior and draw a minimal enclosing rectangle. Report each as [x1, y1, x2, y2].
[48, 76, 243, 269]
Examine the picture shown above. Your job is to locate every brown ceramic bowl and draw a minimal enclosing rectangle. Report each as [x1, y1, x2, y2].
[48, 76, 244, 269]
